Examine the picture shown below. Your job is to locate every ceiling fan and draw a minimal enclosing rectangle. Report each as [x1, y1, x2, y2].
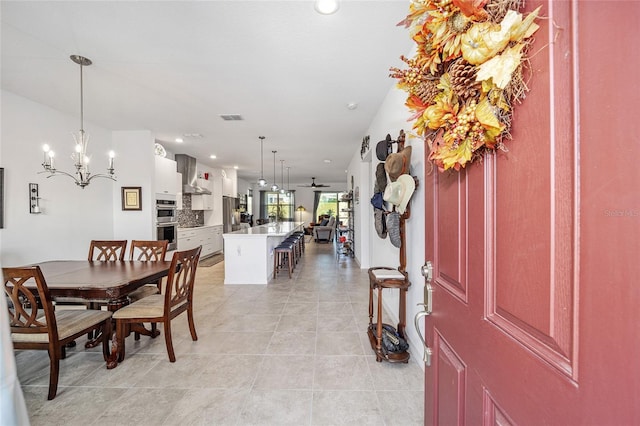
[298, 177, 330, 188]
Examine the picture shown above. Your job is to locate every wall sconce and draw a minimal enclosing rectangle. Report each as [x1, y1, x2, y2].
[29, 183, 41, 214]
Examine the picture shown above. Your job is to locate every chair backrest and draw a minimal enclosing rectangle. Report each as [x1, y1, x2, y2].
[327, 217, 336, 228]
[164, 246, 202, 311]
[3, 266, 58, 341]
[129, 240, 169, 261]
[88, 240, 127, 261]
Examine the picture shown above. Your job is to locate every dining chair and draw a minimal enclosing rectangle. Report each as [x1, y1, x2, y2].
[88, 240, 127, 261]
[128, 239, 169, 301]
[127, 240, 169, 339]
[113, 246, 202, 363]
[3, 266, 112, 400]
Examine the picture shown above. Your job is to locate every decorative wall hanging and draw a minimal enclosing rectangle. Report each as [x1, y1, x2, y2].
[121, 187, 142, 211]
[390, 0, 541, 171]
[360, 135, 370, 160]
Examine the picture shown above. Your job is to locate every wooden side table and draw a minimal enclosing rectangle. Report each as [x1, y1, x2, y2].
[367, 266, 411, 363]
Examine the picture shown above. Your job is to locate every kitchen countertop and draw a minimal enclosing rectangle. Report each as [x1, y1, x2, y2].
[177, 224, 222, 230]
[223, 222, 303, 238]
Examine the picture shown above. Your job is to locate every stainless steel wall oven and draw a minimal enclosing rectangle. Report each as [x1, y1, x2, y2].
[156, 199, 178, 250]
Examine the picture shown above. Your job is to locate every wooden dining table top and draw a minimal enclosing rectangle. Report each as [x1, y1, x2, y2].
[27, 260, 173, 301]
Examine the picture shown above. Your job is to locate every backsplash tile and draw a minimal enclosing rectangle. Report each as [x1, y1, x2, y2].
[177, 194, 204, 227]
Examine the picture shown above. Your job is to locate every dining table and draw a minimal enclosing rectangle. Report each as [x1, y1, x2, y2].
[27, 259, 173, 368]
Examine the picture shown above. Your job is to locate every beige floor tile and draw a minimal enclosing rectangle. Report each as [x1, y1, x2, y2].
[238, 389, 313, 426]
[313, 355, 374, 391]
[17, 240, 424, 425]
[252, 355, 315, 390]
[311, 390, 385, 425]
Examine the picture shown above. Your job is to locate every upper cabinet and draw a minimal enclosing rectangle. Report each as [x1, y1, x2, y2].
[155, 156, 178, 196]
[221, 169, 237, 198]
[176, 172, 183, 209]
[191, 178, 214, 210]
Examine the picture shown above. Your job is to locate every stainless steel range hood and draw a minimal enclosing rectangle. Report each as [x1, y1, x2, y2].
[175, 154, 212, 195]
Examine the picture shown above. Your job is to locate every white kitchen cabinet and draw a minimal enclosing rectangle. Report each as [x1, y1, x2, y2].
[191, 178, 214, 210]
[221, 169, 237, 198]
[211, 175, 223, 225]
[155, 156, 178, 196]
[177, 226, 222, 258]
[212, 225, 223, 253]
[176, 172, 183, 210]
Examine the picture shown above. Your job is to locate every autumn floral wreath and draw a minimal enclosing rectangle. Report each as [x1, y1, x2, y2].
[390, 0, 541, 171]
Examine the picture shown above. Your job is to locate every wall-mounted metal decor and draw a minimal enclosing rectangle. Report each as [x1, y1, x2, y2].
[29, 183, 42, 214]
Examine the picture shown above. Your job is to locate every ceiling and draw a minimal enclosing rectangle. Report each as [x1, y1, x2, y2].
[1, 0, 412, 186]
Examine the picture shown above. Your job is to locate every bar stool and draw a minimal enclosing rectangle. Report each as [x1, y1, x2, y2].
[273, 242, 295, 279]
[284, 235, 302, 264]
[292, 231, 305, 253]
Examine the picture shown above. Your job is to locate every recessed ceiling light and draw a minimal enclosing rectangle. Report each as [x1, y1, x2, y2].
[210, 155, 217, 159]
[324, 159, 331, 163]
[346, 102, 358, 110]
[314, 0, 339, 15]
[175, 138, 183, 143]
[233, 166, 239, 170]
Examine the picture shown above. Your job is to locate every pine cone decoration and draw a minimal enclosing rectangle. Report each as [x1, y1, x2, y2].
[449, 59, 481, 101]
[412, 79, 439, 104]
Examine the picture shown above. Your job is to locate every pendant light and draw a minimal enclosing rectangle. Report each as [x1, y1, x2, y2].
[279, 160, 285, 194]
[271, 150, 279, 192]
[40, 55, 116, 188]
[257, 136, 267, 187]
[286, 166, 291, 197]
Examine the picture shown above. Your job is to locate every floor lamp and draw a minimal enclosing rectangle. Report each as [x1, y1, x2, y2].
[296, 205, 307, 239]
[296, 205, 306, 224]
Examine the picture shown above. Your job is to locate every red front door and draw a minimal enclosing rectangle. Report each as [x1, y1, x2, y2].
[422, 1, 640, 424]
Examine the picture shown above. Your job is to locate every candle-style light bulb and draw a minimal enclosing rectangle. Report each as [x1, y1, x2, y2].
[42, 144, 50, 166]
[108, 150, 115, 171]
[48, 150, 55, 169]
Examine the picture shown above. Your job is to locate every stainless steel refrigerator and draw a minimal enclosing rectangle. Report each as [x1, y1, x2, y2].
[222, 196, 240, 233]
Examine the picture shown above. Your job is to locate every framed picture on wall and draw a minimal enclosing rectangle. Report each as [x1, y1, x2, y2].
[121, 186, 142, 211]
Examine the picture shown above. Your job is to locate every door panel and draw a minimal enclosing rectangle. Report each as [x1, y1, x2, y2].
[436, 172, 468, 302]
[423, 0, 640, 424]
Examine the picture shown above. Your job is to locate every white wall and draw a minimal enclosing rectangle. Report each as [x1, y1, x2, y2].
[0, 91, 116, 265]
[112, 130, 156, 241]
[346, 83, 426, 369]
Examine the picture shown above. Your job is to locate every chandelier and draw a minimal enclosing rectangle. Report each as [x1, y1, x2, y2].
[271, 151, 279, 192]
[279, 160, 285, 195]
[257, 136, 267, 187]
[40, 55, 116, 188]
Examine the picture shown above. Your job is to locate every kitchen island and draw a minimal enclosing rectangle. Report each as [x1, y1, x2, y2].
[223, 222, 303, 284]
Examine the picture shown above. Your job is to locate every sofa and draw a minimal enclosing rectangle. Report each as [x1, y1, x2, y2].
[313, 216, 336, 242]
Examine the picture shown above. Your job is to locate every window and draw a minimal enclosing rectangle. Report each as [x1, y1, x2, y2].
[315, 192, 347, 224]
[265, 191, 294, 221]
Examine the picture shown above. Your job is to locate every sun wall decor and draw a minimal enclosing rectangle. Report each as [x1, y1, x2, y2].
[390, 0, 542, 171]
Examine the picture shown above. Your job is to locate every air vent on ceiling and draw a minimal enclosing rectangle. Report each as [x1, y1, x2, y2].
[219, 114, 244, 121]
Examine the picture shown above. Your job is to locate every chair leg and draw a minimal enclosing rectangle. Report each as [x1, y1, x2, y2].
[164, 320, 176, 362]
[187, 304, 198, 341]
[116, 320, 127, 362]
[47, 348, 60, 400]
[101, 320, 112, 362]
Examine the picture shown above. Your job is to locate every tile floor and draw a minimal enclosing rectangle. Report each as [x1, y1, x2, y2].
[15, 240, 424, 425]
